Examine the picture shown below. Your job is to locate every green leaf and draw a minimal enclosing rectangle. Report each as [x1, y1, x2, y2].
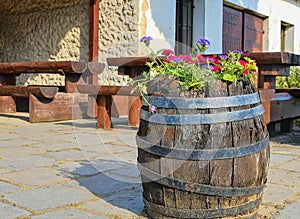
[223, 73, 237, 82]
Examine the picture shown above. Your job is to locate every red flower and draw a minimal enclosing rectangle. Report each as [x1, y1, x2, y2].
[161, 49, 175, 56]
[243, 69, 250, 75]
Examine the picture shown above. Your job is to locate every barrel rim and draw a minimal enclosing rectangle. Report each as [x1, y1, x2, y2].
[144, 92, 261, 109]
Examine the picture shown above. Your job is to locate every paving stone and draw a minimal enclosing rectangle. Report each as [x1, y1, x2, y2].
[76, 173, 140, 197]
[271, 145, 300, 156]
[0, 202, 31, 218]
[262, 183, 300, 205]
[276, 159, 300, 172]
[0, 147, 45, 158]
[31, 208, 107, 219]
[270, 153, 296, 167]
[0, 181, 21, 194]
[274, 200, 300, 219]
[53, 161, 101, 177]
[0, 167, 69, 187]
[0, 155, 56, 171]
[267, 168, 300, 187]
[37, 142, 80, 151]
[104, 186, 144, 214]
[4, 185, 94, 211]
[44, 149, 89, 161]
[81, 197, 146, 219]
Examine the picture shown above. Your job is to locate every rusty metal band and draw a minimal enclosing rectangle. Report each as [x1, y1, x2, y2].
[144, 92, 260, 109]
[136, 136, 269, 160]
[140, 104, 264, 125]
[143, 197, 261, 218]
[137, 163, 265, 197]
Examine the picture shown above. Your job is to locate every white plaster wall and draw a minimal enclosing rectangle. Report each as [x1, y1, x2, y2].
[138, 0, 176, 53]
[193, 0, 223, 54]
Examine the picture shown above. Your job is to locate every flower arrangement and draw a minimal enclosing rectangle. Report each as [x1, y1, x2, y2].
[130, 36, 258, 112]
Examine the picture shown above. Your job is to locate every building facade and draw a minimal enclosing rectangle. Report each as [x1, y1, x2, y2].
[0, 0, 299, 85]
[141, 0, 300, 55]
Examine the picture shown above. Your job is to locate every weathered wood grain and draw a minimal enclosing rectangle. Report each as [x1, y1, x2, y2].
[137, 75, 270, 218]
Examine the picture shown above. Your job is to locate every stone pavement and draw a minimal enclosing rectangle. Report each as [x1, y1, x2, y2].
[0, 113, 299, 219]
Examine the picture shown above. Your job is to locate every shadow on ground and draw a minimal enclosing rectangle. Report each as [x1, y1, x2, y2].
[64, 158, 146, 217]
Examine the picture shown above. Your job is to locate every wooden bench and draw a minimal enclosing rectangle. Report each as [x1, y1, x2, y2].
[244, 52, 300, 136]
[0, 61, 105, 122]
[77, 85, 139, 129]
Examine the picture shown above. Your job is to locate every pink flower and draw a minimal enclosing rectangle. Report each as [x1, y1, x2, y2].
[239, 60, 248, 67]
[162, 49, 175, 56]
[179, 55, 194, 63]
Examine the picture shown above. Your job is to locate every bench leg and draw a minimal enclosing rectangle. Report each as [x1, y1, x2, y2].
[267, 122, 276, 137]
[97, 95, 112, 129]
[128, 96, 142, 127]
[280, 119, 293, 133]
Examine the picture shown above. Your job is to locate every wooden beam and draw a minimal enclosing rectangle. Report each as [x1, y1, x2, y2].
[0, 86, 58, 99]
[0, 61, 88, 74]
[76, 85, 139, 96]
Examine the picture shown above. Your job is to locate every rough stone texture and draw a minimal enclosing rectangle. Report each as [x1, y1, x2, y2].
[98, 0, 139, 85]
[0, 1, 90, 85]
[0, 0, 140, 86]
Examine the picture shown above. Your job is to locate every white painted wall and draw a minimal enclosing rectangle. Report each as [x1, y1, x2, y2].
[138, 0, 176, 52]
[193, 0, 223, 53]
[139, 0, 300, 54]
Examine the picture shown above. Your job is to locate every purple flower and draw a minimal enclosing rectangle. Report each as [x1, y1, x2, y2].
[140, 36, 153, 42]
[150, 106, 157, 113]
[218, 54, 228, 59]
[140, 36, 153, 46]
[197, 38, 211, 46]
[201, 64, 214, 70]
[233, 50, 244, 54]
[170, 57, 183, 63]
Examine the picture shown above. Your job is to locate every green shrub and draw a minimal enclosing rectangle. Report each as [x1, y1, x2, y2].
[276, 66, 300, 88]
[276, 66, 300, 127]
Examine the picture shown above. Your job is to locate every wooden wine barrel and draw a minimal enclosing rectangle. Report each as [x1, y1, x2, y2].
[137, 76, 270, 219]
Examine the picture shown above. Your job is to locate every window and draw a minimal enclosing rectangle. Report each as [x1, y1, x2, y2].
[222, 6, 264, 53]
[281, 21, 294, 52]
[176, 0, 194, 55]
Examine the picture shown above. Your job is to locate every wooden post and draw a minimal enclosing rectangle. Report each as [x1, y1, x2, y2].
[0, 74, 16, 113]
[97, 95, 112, 129]
[88, 0, 100, 117]
[128, 96, 142, 127]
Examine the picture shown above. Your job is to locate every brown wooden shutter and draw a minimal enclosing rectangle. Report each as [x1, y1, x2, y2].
[222, 6, 243, 53]
[243, 13, 263, 52]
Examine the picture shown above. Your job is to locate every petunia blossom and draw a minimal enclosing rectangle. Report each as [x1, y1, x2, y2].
[162, 49, 175, 56]
[140, 36, 153, 46]
[197, 38, 211, 46]
[150, 106, 157, 113]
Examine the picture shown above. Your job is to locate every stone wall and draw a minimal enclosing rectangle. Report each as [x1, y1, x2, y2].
[0, 0, 90, 85]
[0, 0, 140, 86]
[98, 0, 139, 85]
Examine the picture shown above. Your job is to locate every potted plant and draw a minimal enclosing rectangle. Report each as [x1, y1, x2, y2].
[133, 36, 270, 219]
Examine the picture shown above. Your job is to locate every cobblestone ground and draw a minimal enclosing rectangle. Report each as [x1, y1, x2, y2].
[0, 113, 299, 219]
